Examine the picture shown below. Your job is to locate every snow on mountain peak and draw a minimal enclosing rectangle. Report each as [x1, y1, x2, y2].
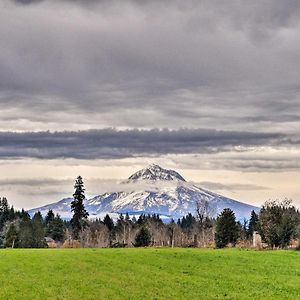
[128, 164, 186, 182]
[28, 164, 259, 221]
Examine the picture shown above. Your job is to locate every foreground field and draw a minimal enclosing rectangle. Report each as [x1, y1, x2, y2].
[0, 248, 299, 299]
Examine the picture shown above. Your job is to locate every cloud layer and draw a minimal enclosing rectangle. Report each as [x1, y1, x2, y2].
[0, 1, 299, 208]
[0, 0, 299, 132]
[0, 128, 294, 159]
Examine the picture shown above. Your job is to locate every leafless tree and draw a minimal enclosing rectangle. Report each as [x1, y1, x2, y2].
[195, 198, 215, 246]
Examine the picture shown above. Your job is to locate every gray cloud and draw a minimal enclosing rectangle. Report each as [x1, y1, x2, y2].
[1, 0, 300, 209]
[0, 0, 299, 133]
[198, 181, 270, 191]
[165, 149, 300, 173]
[0, 178, 72, 186]
[0, 128, 295, 160]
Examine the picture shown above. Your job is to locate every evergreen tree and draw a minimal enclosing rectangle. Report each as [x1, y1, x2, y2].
[116, 213, 124, 229]
[103, 214, 114, 231]
[45, 210, 55, 237]
[215, 208, 239, 248]
[134, 226, 151, 247]
[32, 212, 47, 248]
[8, 206, 16, 221]
[45, 210, 55, 226]
[180, 213, 196, 229]
[137, 214, 146, 226]
[18, 213, 34, 248]
[20, 209, 29, 219]
[0, 197, 10, 231]
[70, 176, 89, 239]
[50, 215, 65, 242]
[103, 214, 115, 246]
[247, 210, 259, 239]
[258, 200, 297, 248]
[5, 223, 18, 248]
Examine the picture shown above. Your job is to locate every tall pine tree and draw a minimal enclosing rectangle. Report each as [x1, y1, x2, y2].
[247, 210, 259, 239]
[45, 210, 55, 237]
[215, 208, 239, 248]
[32, 212, 47, 248]
[70, 176, 89, 240]
[103, 214, 114, 231]
[18, 213, 34, 248]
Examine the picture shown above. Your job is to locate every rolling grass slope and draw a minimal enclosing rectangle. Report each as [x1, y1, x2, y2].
[0, 248, 299, 299]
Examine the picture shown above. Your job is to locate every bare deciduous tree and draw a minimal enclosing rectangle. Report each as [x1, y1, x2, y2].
[195, 199, 215, 246]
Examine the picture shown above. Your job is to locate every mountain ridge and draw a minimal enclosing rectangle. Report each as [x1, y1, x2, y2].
[28, 164, 259, 221]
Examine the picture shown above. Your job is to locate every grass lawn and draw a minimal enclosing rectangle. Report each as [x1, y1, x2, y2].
[0, 248, 299, 299]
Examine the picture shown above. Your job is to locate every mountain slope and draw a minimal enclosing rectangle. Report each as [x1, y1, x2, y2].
[29, 164, 259, 220]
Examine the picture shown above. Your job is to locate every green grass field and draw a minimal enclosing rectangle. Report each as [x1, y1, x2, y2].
[0, 248, 299, 299]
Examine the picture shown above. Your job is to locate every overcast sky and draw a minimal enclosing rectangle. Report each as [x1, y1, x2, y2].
[0, 0, 299, 209]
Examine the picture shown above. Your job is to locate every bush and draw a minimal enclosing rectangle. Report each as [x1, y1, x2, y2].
[134, 227, 151, 247]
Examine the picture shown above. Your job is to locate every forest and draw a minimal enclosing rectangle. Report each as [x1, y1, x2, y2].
[1, 176, 299, 249]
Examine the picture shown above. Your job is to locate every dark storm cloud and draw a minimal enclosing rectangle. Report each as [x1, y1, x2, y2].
[0, 128, 293, 159]
[0, 0, 300, 132]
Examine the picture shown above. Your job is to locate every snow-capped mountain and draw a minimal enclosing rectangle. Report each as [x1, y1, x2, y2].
[128, 164, 186, 182]
[29, 164, 259, 221]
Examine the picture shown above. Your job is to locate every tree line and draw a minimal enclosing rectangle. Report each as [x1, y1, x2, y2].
[0, 197, 65, 248]
[1, 176, 299, 249]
